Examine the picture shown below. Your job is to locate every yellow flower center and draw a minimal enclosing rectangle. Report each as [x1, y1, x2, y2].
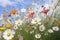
[7, 32, 11, 37]
[18, 22, 20, 24]
[34, 20, 39, 23]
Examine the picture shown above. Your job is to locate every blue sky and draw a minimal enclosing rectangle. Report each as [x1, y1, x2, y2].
[0, 0, 50, 17]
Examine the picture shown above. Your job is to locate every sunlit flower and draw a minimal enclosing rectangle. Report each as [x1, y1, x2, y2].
[3, 29, 15, 40]
[48, 29, 53, 33]
[21, 8, 26, 12]
[13, 25, 18, 30]
[0, 27, 6, 31]
[27, 11, 35, 18]
[10, 10, 17, 14]
[52, 26, 59, 31]
[35, 34, 41, 39]
[15, 20, 22, 26]
[41, 9, 49, 14]
[31, 18, 41, 24]
[41, 4, 50, 14]
[26, 6, 33, 10]
[6, 23, 12, 28]
[39, 25, 45, 31]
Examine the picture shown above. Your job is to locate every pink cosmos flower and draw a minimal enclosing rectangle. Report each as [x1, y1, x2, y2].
[28, 11, 35, 18]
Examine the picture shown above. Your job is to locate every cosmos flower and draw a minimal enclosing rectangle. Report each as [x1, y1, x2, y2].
[26, 6, 33, 10]
[39, 25, 45, 31]
[52, 26, 59, 31]
[13, 25, 18, 30]
[35, 34, 41, 39]
[41, 9, 49, 14]
[10, 10, 17, 14]
[21, 8, 26, 12]
[15, 20, 22, 26]
[48, 29, 53, 33]
[3, 29, 15, 40]
[27, 11, 35, 18]
[6, 23, 12, 28]
[0, 27, 6, 31]
[41, 4, 51, 14]
[31, 18, 41, 24]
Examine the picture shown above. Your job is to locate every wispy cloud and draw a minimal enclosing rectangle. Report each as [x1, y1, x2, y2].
[0, 0, 23, 7]
[0, 0, 14, 6]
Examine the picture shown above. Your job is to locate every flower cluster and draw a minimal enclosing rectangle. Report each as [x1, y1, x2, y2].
[0, 0, 60, 40]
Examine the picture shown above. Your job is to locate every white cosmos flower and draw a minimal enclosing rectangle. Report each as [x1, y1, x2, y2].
[52, 26, 59, 31]
[13, 25, 18, 30]
[15, 20, 22, 26]
[35, 34, 41, 39]
[39, 25, 45, 31]
[48, 29, 53, 33]
[3, 29, 15, 40]
[21, 8, 26, 12]
[31, 18, 41, 24]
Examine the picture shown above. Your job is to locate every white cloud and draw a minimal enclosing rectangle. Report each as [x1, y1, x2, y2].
[0, 0, 23, 7]
[0, 0, 15, 6]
